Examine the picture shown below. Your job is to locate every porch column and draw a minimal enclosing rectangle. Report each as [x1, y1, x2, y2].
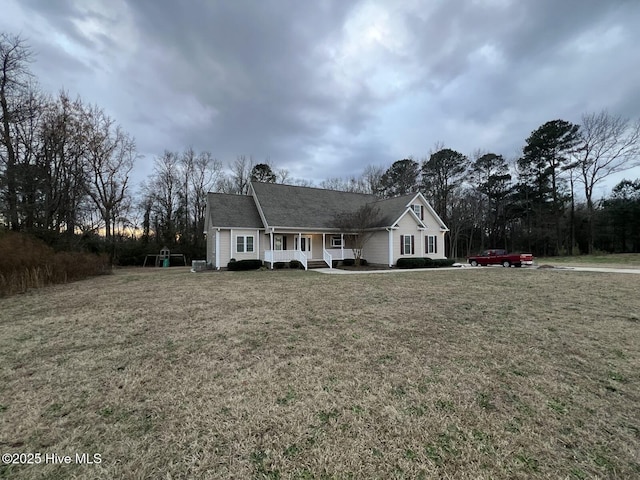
[341, 233, 344, 259]
[298, 232, 302, 250]
[256, 229, 260, 260]
[230, 228, 234, 260]
[388, 229, 393, 267]
[215, 228, 220, 270]
[270, 230, 274, 269]
[322, 234, 325, 251]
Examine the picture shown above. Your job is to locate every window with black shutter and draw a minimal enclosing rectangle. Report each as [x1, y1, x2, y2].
[401, 235, 414, 255]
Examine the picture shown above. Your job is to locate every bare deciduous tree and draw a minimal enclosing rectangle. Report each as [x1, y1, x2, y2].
[144, 151, 181, 244]
[83, 104, 136, 241]
[229, 155, 254, 194]
[334, 203, 382, 266]
[0, 33, 33, 229]
[276, 168, 291, 184]
[39, 91, 89, 234]
[575, 110, 640, 253]
[188, 150, 223, 248]
[362, 164, 385, 196]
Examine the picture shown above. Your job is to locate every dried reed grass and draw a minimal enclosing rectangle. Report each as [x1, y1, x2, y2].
[0, 232, 109, 297]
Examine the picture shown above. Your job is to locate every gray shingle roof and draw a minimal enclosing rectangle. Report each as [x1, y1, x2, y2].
[372, 194, 417, 226]
[251, 182, 376, 229]
[206, 183, 429, 230]
[206, 192, 264, 228]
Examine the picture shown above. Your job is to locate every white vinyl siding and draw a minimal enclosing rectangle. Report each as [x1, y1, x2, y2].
[228, 229, 260, 262]
[207, 229, 215, 264]
[218, 231, 231, 264]
[361, 231, 390, 266]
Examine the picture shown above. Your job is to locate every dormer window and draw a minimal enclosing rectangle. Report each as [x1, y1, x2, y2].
[412, 204, 424, 220]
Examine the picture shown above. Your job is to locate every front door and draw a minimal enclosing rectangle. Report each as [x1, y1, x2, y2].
[295, 235, 312, 257]
[274, 235, 287, 251]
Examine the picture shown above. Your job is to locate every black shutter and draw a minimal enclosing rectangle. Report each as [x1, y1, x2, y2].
[400, 235, 404, 255]
[283, 236, 287, 250]
[420, 205, 424, 220]
[434, 236, 437, 254]
[425, 236, 428, 254]
[411, 235, 415, 255]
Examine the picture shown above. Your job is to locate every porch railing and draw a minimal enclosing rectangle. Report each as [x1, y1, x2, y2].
[264, 250, 308, 270]
[323, 249, 333, 269]
[325, 248, 355, 260]
[294, 250, 308, 270]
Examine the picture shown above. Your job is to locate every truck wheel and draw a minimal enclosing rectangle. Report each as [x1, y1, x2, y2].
[470, 260, 478, 267]
[502, 260, 511, 267]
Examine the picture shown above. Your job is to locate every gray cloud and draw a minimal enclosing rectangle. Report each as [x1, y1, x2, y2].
[2, 0, 639, 188]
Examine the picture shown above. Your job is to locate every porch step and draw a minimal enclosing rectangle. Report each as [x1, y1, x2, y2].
[307, 260, 329, 269]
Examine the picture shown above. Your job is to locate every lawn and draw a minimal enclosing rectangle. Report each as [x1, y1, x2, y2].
[1, 267, 639, 479]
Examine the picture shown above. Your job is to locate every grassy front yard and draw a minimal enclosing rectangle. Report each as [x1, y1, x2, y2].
[1, 267, 639, 479]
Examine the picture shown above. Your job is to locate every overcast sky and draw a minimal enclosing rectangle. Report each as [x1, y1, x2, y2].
[3, 0, 640, 196]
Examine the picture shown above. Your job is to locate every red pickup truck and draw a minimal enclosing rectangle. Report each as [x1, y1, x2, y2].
[467, 249, 534, 267]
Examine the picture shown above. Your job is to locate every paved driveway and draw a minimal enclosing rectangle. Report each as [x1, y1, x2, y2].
[540, 266, 640, 275]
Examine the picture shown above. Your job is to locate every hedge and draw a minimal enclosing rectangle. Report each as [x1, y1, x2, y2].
[396, 257, 426, 269]
[227, 259, 263, 271]
[396, 257, 456, 269]
[289, 260, 303, 269]
[431, 258, 455, 267]
[341, 258, 368, 267]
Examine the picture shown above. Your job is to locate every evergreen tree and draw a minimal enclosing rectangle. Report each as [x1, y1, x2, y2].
[517, 119, 580, 255]
[379, 159, 419, 198]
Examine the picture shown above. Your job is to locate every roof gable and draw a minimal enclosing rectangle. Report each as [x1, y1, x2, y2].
[409, 192, 449, 231]
[371, 194, 417, 227]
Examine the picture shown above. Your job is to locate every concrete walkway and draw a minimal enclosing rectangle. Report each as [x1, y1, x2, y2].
[313, 265, 640, 275]
[313, 266, 477, 275]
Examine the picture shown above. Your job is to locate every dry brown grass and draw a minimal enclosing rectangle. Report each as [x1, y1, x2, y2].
[1, 267, 639, 479]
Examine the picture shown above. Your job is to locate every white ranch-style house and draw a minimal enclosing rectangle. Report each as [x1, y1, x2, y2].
[204, 182, 449, 269]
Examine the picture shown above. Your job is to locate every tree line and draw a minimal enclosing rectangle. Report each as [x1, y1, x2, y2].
[2, 33, 640, 263]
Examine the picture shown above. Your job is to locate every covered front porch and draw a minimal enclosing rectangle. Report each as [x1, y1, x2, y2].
[263, 232, 355, 270]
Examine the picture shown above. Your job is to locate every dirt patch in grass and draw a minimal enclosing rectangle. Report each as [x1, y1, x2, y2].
[1, 267, 639, 478]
